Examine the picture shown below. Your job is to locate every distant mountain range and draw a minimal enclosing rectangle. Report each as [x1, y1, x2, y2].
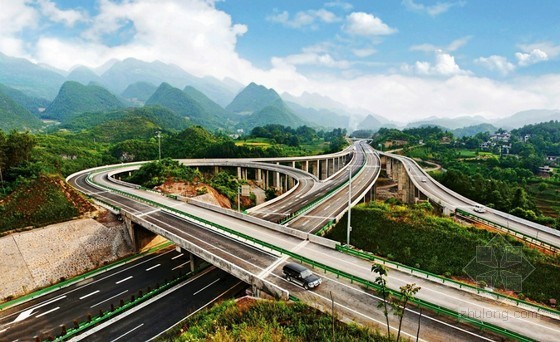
[0, 89, 43, 131]
[1, 52, 560, 134]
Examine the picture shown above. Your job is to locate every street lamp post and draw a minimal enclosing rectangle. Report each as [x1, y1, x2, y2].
[347, 165, 352, 245]
[156, 131, 162, 160]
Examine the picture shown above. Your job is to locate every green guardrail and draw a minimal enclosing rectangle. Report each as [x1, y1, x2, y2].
[335, 244, 560, 319]
[280, 159, 367, 225]
[86, 170, 535, 341]
[315, 219, 335, 236]
[456, 208, 558, 253]
[48, 270, 193, 341]
[0, 241, 173, 311]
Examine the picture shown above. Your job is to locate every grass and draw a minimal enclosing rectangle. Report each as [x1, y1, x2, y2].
[235, 137, 273, 148]
[158, 298, 392, 341]
[526, 182, 560, 218]
[326, 201, 560, 305]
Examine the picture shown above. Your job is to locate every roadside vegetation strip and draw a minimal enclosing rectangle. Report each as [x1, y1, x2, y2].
[87, 172, 534, 342]
[49, 270, 193, 342]
[335, 245, 560, 319]
[456, 208, 559, 253]
[0, 241, 173, 312]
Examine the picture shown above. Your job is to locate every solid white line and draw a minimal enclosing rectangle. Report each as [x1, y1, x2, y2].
[172, 261, 191, 271]
[110, 323, 144, 342]
[36, 306, 60, 318]
[115, 276, 133, 284]
[0, 328, 7, 334]
[145, 264, 161, 271]
[171, 253, 184, 260]
[91, 290, 128, 308]
[193, 279, 221, 296]
[79, 290, 100, 300]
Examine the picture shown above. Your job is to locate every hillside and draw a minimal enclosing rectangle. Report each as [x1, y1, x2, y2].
[226, 82, 282, 114]
[0, 83, 50, 116]
[64, 106, 189, 143]
[0, 52, 65, 100]
[43, 81, 125, 122]
[285, 101, 349, 129]
[494, 109, 560, 129]
[121, 82, 157, 103]
[452, 123, 497, 137]
[406, 115, 489, 130]
[240, 102, 308, 130]
[0, 91, 43, 131]
[145, 83, 222, 129]
[183, 85, 231, 119]
[0, 175, 95, 232]
[358, 114, 384, 132]
[66, 66, 104, 86]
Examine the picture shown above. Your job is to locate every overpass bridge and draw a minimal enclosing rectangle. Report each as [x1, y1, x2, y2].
[63, 142, 560, 341]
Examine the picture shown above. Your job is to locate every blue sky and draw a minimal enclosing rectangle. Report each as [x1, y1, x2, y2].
[1, 0, 560, 122]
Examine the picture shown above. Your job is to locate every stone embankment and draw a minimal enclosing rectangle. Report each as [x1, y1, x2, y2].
[0, 217, 133, 301]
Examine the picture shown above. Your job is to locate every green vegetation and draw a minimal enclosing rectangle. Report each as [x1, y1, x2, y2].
[0, 83, 50, 116]
[125, 158, 202, 188]
[0, 91, 43, 131]
[145, 82, 223, 129]
[43, 81, 125, 122]
[121, 81, 157, 102]
[158, 299, 391, 342]
[0, 174, 94, 232]
[327, 201, 560, 304]
[225, 82, 282, 114]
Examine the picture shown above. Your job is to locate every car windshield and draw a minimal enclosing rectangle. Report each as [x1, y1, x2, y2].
[300, 270, 312, 278]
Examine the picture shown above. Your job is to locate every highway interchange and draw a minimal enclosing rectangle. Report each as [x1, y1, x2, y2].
[1, 140, 559, 341]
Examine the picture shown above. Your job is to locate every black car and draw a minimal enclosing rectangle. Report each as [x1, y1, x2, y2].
[282, 262, 322, 289]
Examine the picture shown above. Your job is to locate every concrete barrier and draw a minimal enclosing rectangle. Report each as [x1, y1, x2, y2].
[308, 234, 340, 249]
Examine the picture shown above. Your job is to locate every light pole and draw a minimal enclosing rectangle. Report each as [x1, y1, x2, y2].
[156, 131, 162, 160]
[237, 185, 241, 212]
[347, 165, 352, 245]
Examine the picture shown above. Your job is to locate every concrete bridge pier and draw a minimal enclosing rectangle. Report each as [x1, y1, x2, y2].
[124, 216, 163, 252]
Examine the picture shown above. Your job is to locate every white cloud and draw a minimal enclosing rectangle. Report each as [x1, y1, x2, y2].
[272, 52, 350, 69]
[402, 50, 469, 76]
[344, 12, 396, 36]
[37, 0, 86, 27]
[267, 8, 340, 28]
[325, 1, 353, 11]
[0, 0, 39, 56]
[515, 49, 548, 66]
[518, 41, 560, 59]
[475, 55, 516, 75]
[411, 36, 471, 52]
[352, 48, 376, 57]
[402, 0, 464, 17]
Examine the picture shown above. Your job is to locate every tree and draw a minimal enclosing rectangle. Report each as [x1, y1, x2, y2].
[392, 283, 421, 341]
[372, 263, 392, 337]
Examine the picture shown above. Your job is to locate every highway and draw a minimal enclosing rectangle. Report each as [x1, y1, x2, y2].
[63, 147, 560, 341]
[77, 267, 244, 342]
[0, 248, 192, 341]
[386, 152, 560, 250]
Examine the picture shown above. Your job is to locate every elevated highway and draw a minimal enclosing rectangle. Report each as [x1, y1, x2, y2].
[59, 143, 560, 341]
[382, 152, 560, 251]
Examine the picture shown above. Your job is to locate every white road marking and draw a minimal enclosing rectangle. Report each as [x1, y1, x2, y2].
[138, 208, 160, 217]
[79, 290, 100, 300]
[0, 328, 7, 334]
[12, 295, 66, 323]
[172, 261, 191, 270]
[145, 264, 161, 271]
[193, 279, 221, 296]
[91, 290, 128, 308]
[35, 306, 60, 318]
[171, 253, 184, 260]
[110, 323, 144, 342]
[115, 276, 133, 284]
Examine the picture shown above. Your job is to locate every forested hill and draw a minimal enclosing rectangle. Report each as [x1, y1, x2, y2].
[512, 120, 560, 155]
[43, 81, 125, 122]
[0, 91, 43, 131]
[63, 106, 189, 143]
[0, 83, 50, 116]
[226, 82, 282, 114]
[145, 82, 223, 129]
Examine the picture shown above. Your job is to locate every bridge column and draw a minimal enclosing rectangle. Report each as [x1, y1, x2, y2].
[315, 160, 320, 178]
[292, 161, 296, 168]
[123, 216, 137, 253]
[304, 160, 309, 173]
[320, 159, 327, 180]
[214, 166, 220, 175]
[283, 175, 288, 192]
[328, 158, 334, 176]
[237, 167, 242, 179]
[189, 252, 202, 273]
